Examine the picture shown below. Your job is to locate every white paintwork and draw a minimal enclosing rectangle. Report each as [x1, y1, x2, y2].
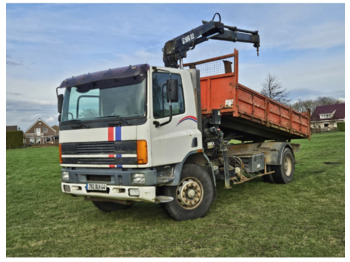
[59, 126, 137, 143]
[149, 67, 202, 167]
[62, 182, 156, 202]
[60, 66, 203, 171]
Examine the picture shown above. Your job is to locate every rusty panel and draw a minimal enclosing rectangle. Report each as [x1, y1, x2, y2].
[209, 74, 235, 110]
[237, 87, 253, 115]
[193, 51, 310, 140]
[280, 107, 291, 129]
[252, 95, 266, 120]
[201, 73, 237, 115]
[268, 102, 281, 125]
[200, 77, 310, 139]
[291, 113, 303, 132]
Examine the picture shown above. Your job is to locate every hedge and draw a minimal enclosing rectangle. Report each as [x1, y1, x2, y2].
[337, 122, 345, 132]
[6, 131, 24, 149]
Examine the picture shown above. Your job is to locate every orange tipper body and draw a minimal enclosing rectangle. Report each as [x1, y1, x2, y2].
[186, 50, 310, 141]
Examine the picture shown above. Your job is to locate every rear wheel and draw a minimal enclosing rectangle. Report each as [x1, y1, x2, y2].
[161, 164, 215, 221]
[271, 147, 295, 184]
[92, 200, 134, 212]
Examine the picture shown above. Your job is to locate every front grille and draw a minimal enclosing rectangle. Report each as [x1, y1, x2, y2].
[62, 157, 137, 165]
[62, 141, 137, 155]
[77, 142, 116, 154]
[61, 141, 138, 166]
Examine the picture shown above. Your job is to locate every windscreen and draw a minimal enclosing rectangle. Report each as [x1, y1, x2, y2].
[61, 76, 146, 123]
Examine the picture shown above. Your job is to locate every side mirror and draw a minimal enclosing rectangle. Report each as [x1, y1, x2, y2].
[57, 94, 63, 113]
[167, 79, 179, 102]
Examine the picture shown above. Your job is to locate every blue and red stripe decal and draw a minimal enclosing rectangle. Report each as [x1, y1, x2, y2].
[176, 115, 197, 126]
[108, 126, 121, 142]
[108, 127, 122, 168]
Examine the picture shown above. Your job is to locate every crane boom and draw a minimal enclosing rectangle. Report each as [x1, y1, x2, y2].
[163, 13, 260, 68]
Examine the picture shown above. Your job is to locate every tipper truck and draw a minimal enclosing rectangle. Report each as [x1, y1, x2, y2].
[57, 14, 310, 220]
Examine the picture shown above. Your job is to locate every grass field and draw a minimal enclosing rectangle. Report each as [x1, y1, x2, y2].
[6, 132, 345, 257]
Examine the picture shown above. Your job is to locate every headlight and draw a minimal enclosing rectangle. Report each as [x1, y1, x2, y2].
[132, 173, 145, 185]
[62, 171, 69, 181]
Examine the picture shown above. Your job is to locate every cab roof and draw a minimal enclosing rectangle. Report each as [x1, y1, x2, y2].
[58, 64, 149, 88]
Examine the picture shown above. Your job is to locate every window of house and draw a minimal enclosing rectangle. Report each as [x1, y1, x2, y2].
[320, 110, 336, 119]
[152, 72, 185, 119]
[320, 114, 330, 119]
[43, 128, 48, 133]
[324, 123, 329, 127]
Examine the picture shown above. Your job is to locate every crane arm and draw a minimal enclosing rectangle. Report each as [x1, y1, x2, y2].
[162, 13, 260, 68]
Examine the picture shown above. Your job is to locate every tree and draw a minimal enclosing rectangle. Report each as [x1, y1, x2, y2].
[290, 96, 343, 114]
[291, 99, 316, 113]
[261, 73, 290, 105]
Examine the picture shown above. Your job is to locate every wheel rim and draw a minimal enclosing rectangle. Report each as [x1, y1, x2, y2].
[176, 177, 204, 210]
[283, 155, 292, 177]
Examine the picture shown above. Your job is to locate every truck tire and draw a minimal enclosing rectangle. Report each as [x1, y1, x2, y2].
[271, 147, 295, 184]
[161, 164, 215, 221]
[92, 201, 133, 212]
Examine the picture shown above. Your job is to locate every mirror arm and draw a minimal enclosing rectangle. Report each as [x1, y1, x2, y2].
[153, 103, 173, 128]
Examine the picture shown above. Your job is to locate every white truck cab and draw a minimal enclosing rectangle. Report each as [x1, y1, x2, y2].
[58, 64, 214, 220]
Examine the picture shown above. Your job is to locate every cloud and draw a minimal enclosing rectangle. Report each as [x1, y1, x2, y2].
[264, 21, 345, 51]
[239, 51, 345, 101]
[7, 60, 22, 66]
[6, 98, 58, 131]
[6, 55, 23, 66]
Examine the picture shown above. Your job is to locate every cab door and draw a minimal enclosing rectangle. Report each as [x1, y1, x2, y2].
[150, 69, 202, 167]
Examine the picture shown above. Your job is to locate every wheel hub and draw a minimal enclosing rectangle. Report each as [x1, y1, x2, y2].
[284, 156, 292, 177]
[176, 178, 203, 209]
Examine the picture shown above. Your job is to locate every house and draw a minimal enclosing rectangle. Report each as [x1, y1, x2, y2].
[311, 103, 345, 132]
[24, 118, 57, 145]
[52, 125, 60, 143]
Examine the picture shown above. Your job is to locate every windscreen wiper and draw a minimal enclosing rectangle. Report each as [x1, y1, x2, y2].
[62, 119, 90, 128]
[97, 115, 131, 126]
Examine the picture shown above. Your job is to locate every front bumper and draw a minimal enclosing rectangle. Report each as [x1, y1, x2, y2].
[62, 182, 157, 203]
[60, 167, 175, 203]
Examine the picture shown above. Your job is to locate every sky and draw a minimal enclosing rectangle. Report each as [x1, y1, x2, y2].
[5, 1, 347, 131]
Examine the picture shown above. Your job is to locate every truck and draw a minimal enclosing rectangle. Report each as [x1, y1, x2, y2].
[56, 14, 310, 221]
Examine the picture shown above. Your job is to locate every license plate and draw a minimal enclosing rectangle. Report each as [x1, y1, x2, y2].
[87, 183, 107, 191]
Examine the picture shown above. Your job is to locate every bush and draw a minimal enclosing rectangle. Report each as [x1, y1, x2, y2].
[6, 131, 24, 149]
[337, 122, 345, 132]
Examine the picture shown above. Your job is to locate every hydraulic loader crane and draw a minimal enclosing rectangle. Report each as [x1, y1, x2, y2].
[163, 13, 260, 68]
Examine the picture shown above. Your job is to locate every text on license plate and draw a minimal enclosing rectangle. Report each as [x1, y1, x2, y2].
[87, 183, 107, 191]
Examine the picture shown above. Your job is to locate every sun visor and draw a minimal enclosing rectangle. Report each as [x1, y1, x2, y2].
[58, 64, 149, 89]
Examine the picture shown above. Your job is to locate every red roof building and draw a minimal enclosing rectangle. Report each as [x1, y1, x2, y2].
[311, 103, 345, 131]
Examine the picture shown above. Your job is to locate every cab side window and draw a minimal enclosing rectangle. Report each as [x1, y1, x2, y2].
[152, 72, 185, 119]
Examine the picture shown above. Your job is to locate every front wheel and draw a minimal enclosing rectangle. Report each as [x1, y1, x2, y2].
[161, 164, 215, 221]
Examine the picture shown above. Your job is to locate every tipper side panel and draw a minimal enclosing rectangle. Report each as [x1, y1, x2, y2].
[185, 50, 311, 141]
[233, 83, 310, 139]
[200, 73, 237, 115]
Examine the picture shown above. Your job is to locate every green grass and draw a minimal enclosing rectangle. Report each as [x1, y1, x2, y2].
[6, 132, 345, 257]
